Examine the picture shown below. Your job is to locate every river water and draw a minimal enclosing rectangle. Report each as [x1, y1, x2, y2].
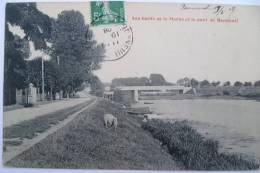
[135, 99, 260, 163]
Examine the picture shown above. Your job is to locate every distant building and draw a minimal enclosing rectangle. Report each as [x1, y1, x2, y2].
[16, 83, 39, 105]
[103, 91, 114, 100]
[105, 86, 111, 91]
[103, 86, 114, 100]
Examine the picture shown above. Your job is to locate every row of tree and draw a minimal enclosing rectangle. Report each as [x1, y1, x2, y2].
[178, 77, 260, 88]
[111, 74, 173, 87]
[4, 3, 105, 105]
[111, 75, 260, 88]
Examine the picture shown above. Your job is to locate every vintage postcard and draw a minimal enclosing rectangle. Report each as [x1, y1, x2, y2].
[2, 0, 260, 171]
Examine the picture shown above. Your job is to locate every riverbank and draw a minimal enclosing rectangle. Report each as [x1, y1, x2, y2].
[142, 119, 259, 170]
[187, 120, 260, 163]
[6, 99, 180, 169]
[135, 99, 260, 162]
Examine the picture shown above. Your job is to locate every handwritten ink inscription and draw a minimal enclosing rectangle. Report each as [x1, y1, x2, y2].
[181, 4, 236, 16]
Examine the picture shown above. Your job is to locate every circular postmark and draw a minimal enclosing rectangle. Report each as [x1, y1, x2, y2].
[92, 14, 133, 61]
[101, 24, 133, 61]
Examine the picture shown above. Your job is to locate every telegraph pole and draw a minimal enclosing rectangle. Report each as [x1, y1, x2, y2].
[41, 58, 45, 101]
[57, 55, 60, 65]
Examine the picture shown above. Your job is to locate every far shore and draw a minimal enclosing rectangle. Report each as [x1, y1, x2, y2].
[139, 94, 260, 102]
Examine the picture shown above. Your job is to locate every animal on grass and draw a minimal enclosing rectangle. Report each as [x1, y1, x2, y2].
[104, 114, 118, 131]
[142, 114, 148, 122]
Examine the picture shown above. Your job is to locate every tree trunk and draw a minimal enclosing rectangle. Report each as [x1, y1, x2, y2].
[50, 86, 53, 101]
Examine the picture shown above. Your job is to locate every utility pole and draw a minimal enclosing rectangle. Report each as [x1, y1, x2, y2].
[41, 58, 45, 101]
[57, 55, 62, 99]
[57, 55, 60, 65]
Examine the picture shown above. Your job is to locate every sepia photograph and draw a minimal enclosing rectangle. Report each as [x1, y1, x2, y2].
[2, 0, 260, 171]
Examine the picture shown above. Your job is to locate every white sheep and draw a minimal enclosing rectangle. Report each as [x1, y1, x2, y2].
[104, 114, 118, 131]
[142, 114, 149, 122]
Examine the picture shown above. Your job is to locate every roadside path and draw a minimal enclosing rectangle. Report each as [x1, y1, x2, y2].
[4, 97, 91, 128]
[3, 97, 98, 164]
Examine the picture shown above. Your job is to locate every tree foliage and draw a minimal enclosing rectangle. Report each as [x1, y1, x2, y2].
[200, 80, 210, 87]
[90, 75, 105, 97]
[27, 58, 60, 98]
[4, 28, 28, 105]
[4, 3, 53, 105]
[51, 10, 105, 96]
[223, 81, 231, 86]
[234, 81, 243, 87]
[244, 82, 252, 87]
[211, 81, 221, 87]
[254, 80, 260, 87]
[6, 3, 53, 49]
[4, 4, 105, 104]
[190, 78, 199, 88]
[4, 29, 28, 89]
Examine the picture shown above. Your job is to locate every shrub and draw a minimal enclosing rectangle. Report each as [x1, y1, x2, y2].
[243, 93, 260, 98]
[142, 120, 259, 170]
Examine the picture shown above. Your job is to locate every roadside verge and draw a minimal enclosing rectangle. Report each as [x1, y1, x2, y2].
[3, 98, 97, 164]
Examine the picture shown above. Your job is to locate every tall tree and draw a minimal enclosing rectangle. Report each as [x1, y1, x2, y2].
[27, 59, 42, 88]
[211, 81, 221, 87]
[234, 81, 243, 87]
[27, 58, 60, 99]
[200, 80, 210, 87]
[44, 60, 60, 99]
[190, 78, 199, 88]
[223, 81, 231, 86]
[4, 28, 28, 105]
[254, 80, 260, 87]
[4, 3, 52, 105]
[52, 10, 105, 96]
[244, 82, 252, 87]
[6, 3, 52, 49]
[90, 75, 105, 97]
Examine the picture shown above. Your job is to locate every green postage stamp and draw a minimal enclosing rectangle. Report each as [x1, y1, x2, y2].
[91, 1, 125, 25]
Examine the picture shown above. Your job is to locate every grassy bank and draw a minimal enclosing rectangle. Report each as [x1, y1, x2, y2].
[142, 120, 259, 170]
[4, 99, 94, 140]
[6, 99, 180, 169]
